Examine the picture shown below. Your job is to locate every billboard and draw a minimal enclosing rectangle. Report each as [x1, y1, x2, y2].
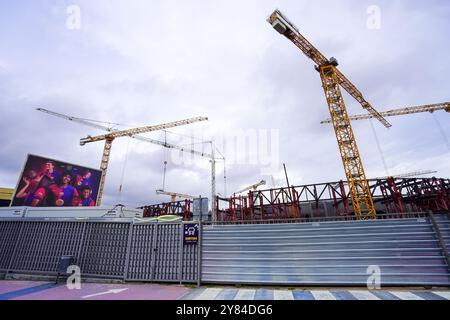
[11, 154, 102, 207]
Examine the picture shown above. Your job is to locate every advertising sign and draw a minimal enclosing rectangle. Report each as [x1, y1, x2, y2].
[11, 154, 102, 207]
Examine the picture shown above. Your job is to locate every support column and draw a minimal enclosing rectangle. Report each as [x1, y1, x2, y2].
[97, 137, 114, 206]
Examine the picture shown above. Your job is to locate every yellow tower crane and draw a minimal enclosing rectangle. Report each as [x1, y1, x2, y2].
[156, 189, 195, 202]
[79, 116, 208, 205]
[268, 10, 392, 219]
[235, 180, 266, 195]
[321, 102, 450, 124]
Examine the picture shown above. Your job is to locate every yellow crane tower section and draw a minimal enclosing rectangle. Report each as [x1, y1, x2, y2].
[80, 116, 208, 206]
[268, 10, 392, 219]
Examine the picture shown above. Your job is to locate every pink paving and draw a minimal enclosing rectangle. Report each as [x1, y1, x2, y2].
[0, 280, 190, 300]
[0, 280, 52, 295]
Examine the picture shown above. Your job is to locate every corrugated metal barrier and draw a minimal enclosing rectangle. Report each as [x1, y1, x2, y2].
[2, 214, 449, 287]
[0, 219, 199, 283]
[201, 214, 450, 286]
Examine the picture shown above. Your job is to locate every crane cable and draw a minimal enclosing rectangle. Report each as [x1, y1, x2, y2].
[118, 137, 132, 203]
[431, 112, 450, 153]
[369, 118, 390, 177]
[162, 161, 168, 191]
[213, 145, 227, 197]
[162, 131, 169, 191]
[223, 157, 227, 197]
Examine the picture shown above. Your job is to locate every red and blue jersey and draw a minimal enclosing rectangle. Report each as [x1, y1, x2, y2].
[81, 197, 95, 207]
[60, 185, 79, 206]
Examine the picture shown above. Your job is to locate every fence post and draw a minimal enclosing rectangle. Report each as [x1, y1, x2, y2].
[123, 222, 134, 281]
[150, 223, 158, 282]
[178, 222, 184, 284]
[197, 221, 203, 287]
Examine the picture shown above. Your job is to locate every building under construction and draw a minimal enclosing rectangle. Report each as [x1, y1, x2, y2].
[138, 177, 450, 222]
[1, 8, 449, 291]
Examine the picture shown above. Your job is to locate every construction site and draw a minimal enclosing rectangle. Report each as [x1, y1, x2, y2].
[0, 4, 450, 301]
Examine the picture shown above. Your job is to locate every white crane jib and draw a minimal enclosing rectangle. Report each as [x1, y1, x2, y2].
[36, 108, 208, 206]
[79, 116, 208, 206]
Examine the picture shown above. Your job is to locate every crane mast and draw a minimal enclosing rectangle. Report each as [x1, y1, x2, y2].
[320, 65, 376, 218]
[268, 10, 392, 218]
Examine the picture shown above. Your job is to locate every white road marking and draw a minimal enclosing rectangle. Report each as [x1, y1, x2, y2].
[348, 290, 380, 300]
[234, 289, 256, 300]
[310, 290, 336, 300]
[273, 290, 294, 300]
[389, 291, 424, 300]
[82, 288, 128, 299]
[194, 288, 223, 300]
[432, 291, 450, 300]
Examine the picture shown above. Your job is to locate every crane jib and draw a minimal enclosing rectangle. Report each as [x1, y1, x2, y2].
[268, 9, 391, 129]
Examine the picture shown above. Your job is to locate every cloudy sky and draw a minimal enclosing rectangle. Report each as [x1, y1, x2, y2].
[0, 0, 449, 207]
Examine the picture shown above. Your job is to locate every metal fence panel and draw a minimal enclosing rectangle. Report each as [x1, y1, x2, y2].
[182, 240, 199, 282]
[7, 220, 84, 274]
[78, 222, 130, 278]
[6, 216, 447, 287]
[125, 222, 199, 283]
[432, 214, 450, 263]
[0, 221, 23, 271]
[1, 218, 199, 283]
[201, 216, 450, 286]
[127, 224, 155, 281]
[153, 224, 180, 281]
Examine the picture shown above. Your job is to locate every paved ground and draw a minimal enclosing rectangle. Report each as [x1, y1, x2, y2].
[0, 280, 449, 300]
[0, 280, 189, 300]
[180, 287, 450, 300]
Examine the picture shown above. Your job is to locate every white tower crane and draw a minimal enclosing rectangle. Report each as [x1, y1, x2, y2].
[36, 108, 222, 214]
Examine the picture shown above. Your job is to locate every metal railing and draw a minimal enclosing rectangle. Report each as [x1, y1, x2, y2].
[205, 212, 430, 226]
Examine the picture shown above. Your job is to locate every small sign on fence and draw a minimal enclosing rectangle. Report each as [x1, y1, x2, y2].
[183, 223, 199, 245]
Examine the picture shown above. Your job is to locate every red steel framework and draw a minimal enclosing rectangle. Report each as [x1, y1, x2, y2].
[215, 177, 450, 223]
[140, 199, 192, 220]
[137, 177, 449, 223]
